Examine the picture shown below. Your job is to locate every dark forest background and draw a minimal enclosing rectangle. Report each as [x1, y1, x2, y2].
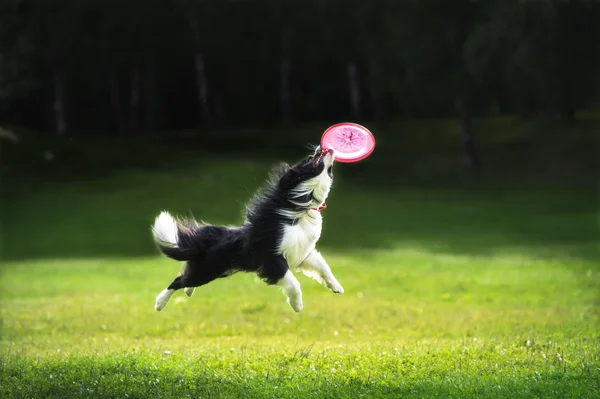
[1, 0, 599, 135]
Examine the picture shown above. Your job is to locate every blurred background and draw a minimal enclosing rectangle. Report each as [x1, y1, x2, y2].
[0, 0, 598, 260]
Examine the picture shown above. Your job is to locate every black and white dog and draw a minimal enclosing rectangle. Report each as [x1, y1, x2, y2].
[152, 146, 344, 313]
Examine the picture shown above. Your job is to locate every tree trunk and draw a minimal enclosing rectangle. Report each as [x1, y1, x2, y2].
[129, 63, 140, 131]
[347, 62, 361, 120]
[215, 91, 225, 124]
[559, 89, 576, 123]
[142, 38, 156, 131]
[280, 27, 292, 126]
[455, 96, 481, 171]
[189, 15, 212, 125]
[109, 71, 125, 133]
[53, 69, 67, 135]
[368, 58, 384, 124]
[193, 53, 210, 124]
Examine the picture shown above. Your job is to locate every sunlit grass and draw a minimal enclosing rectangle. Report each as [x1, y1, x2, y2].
[2, 246, 598, 397]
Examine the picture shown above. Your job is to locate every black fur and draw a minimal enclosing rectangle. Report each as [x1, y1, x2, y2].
[154, 146, 334, 292]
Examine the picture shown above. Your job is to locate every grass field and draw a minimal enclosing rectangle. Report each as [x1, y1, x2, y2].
[1, 119, 599, 397]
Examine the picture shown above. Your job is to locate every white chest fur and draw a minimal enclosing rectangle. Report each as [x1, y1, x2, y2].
[277, 211, 322, 268]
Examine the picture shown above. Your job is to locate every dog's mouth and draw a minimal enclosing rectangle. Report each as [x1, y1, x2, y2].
[313, 147, 335, 168]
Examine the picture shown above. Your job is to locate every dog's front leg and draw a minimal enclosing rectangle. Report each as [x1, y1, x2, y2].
[299, 250, 344, 294]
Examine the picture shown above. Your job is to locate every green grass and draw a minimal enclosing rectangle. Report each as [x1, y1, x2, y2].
[2, 249, 599, 398]
[1, 119, 599, 397]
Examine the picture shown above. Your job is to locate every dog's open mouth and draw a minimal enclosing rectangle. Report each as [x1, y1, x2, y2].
[313, 148, 334, 166]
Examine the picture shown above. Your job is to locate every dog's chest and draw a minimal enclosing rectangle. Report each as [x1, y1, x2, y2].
[278, 212, 322, 268]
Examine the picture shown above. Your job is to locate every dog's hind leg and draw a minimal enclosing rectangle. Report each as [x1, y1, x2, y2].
[155, 275, 187, 311]
[298, 250, 344, 294]
[155, 266, 225, 311]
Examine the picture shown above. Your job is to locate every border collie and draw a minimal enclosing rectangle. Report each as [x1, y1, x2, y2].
[152, 146, 344, 313]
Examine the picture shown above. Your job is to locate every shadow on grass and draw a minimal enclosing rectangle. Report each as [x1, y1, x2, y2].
[3, 117, 597, 192]
[2, 169, 597, 263]
[2, 119, 597, 263]
[322, 185, 598, 262]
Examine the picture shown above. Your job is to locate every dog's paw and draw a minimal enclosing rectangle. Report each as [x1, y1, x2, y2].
[291, 302, 303, 312]
[288, 298, 303, 312]
[329, 282, 344, 294]
[184, 287, 195, 297]
[155, 301, 166, 311]
[155, 289, 172, 311]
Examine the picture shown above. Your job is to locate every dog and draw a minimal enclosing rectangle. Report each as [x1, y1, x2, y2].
[152, 145, 344, 313]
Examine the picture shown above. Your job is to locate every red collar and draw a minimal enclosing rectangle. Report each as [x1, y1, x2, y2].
[312, 202, 327, 211]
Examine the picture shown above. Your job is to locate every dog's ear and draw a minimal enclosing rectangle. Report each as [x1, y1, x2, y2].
[268, 162, 291, 185]
[279, 162, 291, 174]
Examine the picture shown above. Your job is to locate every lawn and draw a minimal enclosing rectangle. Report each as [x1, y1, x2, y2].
[1, 119, 598, 397]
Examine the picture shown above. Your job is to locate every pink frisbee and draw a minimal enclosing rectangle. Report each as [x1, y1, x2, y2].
[321, 122, 376, 163]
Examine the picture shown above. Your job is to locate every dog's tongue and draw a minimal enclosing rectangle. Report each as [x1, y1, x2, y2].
[313, 202, 327, 211]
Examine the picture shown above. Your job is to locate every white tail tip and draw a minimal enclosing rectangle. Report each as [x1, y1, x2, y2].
[152, 211, 178, 248]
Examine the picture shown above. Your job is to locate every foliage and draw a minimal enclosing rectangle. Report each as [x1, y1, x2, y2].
[1, 0, 599, 132]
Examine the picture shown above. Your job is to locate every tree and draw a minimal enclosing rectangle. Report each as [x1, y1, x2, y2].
[15, 0, 83, 134]
[395, 0, 482, 169]
[0, 0, 598, 133]
[0, 1, 36, 115]
[177, 0, 218, 126]
[466, 0, 600, 122]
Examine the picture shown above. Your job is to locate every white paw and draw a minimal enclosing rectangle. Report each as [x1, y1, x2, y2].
[155, 289, 173, 311]
[184, 287, 195, 297]
[288, 298, 303, 312]
[155, 300, 166, 311]
[329, 282, 344, 294]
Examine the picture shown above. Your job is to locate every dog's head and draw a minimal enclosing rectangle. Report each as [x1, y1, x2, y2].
[275, 146, 335, 209]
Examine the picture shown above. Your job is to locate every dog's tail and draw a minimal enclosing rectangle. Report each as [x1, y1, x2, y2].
[152, 211, 204, 261]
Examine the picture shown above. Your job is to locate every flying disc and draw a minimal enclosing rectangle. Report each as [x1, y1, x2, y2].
[321, 122, 375, 163]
